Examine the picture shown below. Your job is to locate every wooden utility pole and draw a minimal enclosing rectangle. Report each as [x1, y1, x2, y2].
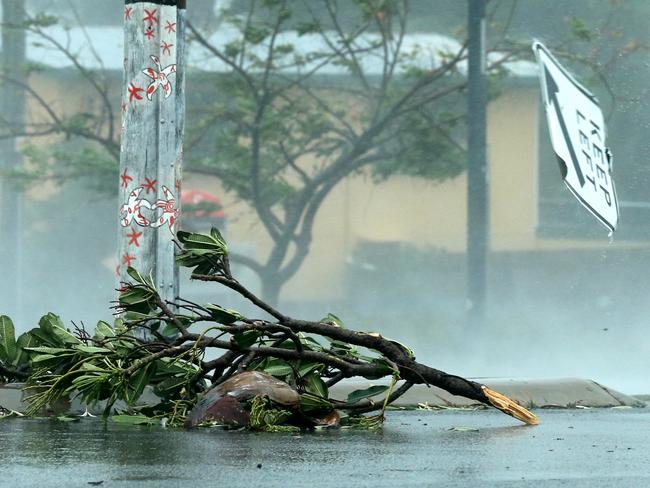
[118, 0, 186, 308]
[0, 0, 26, 320]
[466, 0, 488, 327]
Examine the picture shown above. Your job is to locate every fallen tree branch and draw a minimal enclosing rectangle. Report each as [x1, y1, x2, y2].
[3, 228, 538, 428]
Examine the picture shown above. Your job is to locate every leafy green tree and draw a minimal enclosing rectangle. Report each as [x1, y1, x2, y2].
[187, 0, 474, 304]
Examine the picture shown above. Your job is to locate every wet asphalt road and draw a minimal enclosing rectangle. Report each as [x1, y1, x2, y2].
[0, 408, 649, 487]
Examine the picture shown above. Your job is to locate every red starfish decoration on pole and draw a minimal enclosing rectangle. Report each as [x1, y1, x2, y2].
[143, 8, 159, 26]
[126, 227, 143, 247]
[128, 83, 143, 102]
[122, 253, 136, 267]
[161, 41, 173, 56]
[165, 21, 176, 33]
[144, 27, 155, 40]
[142, 177, 157, 194]
[142, 55, 177, 100]
[124, 6, 132, 20]
[120, 168, 133, 188]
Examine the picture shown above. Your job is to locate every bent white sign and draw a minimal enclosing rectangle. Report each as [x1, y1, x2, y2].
[533, 41, 619, 233]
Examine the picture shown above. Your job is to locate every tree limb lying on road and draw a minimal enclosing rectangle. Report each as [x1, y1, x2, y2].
[0, 228, 537, 428]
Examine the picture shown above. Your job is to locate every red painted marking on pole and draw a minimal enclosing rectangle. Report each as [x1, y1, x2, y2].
[161, 41, 173, 56]
[120, 168, 133, 188]
[142, 55, 176, 100]
[120, 187, 151, 227]
[144, 27, 156, 40]
[122, 252, 136, 267]
[124, 6, 132, 20]
[128, 83, 144, 102]
[127, 227, 143, 247]
[143, 177, 157, 194]
[165, 21, 176, 33]
[143, 8, 159, 26]
[151, 185, 179, 232]
[174, 177, 181, 193]
[115, 264, 121, 277]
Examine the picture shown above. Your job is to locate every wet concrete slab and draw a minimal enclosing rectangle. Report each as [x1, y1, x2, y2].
[1, 409, 649, 487]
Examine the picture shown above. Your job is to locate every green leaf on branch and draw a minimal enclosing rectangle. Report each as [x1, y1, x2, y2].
[31, 354, 60, 364]
[153, 376, 188, 398]
[329, 339, 356, 355]
[81, 363, 108, 373]
[0, 316, 17, 363]
[321, 313, 345, 327]
[38, 313, 80, 346]
[125, 365, 152, 405]
[14, 331, 37, 367]
[126, 267, 155, 288]
[73, 345, 112, 355]
[124, 311, 157, 322]
[346, 385, 389, 404]
[256, 358, 293, 378]
[361, 359, 397, 380]
[56, 415, 80, 422]
[119, 282, 158, 315]
[303, 372, 328, 398]
[160, 322, 182, 338]
[205, 304, 244, 324]
[93, 321, 116, 342]
[299, 334, 325, 352]
[233, 330, 260, 348]
[178, 229, 227, 253]
[300, 392, 333, 412]
[297, 362, 321, 377]
[23, 346, 71, 355]
[111, 415, 157, 426]
[176, 228, 229, 275]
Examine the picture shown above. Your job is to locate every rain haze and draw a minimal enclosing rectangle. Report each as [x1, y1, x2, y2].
[1, 0, 649, 397]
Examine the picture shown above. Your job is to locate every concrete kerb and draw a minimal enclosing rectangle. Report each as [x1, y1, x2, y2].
[330, 377, 646, 409]
[0, 377, 644, 415]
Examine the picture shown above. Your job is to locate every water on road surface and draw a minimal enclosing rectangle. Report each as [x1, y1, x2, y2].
[1, 408, 648, 487]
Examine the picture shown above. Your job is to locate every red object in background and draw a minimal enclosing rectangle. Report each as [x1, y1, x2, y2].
[181, 189, 226, 219]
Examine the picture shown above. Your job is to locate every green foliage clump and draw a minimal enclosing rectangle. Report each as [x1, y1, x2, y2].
[248, 395, 296, 432]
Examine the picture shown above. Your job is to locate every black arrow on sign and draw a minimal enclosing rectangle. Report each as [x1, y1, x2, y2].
[544, 66, 585, 187]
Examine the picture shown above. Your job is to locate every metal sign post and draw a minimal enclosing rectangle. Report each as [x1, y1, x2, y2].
[118, 0, 186, 307]
[466, 0, 488, 327]
[533, 41, 618, 233]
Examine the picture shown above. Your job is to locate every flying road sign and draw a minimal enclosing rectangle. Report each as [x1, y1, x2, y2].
[533, 41, 619, 233]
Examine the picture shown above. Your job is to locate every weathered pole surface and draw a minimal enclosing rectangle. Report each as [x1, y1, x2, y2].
[466, 0, 488, 327]
[118, 0, 185, 312]
[0, 0, 26, 320]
